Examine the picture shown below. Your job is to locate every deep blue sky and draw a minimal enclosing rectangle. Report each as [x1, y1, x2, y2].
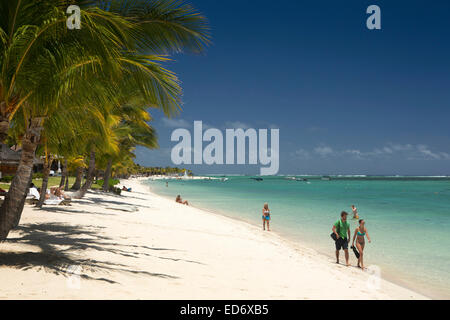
[136, 0, 450, 175]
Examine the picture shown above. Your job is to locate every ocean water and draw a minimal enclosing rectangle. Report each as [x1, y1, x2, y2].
[144, 176, 450, 299]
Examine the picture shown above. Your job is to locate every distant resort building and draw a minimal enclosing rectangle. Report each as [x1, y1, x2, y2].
[0, 144, 21, 176]
[0, 144, 44, 178]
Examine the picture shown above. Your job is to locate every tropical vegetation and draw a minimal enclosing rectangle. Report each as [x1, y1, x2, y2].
[0, 0, 209, 239]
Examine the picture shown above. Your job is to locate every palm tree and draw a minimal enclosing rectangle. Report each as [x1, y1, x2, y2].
[101, 112, 158, 191]
[70, 157, 87, 190]
[59, 159, 68, 188]
[0, 1, 139, 237]
[0, 0, 210, 239]
[72, 110, 121, 199]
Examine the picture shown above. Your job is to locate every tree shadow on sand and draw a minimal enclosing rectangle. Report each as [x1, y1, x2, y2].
[73, 197, 154, 210]
[0, 222, 181, 284]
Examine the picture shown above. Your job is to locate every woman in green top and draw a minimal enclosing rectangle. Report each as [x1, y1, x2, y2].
[352, 219, 371, 270]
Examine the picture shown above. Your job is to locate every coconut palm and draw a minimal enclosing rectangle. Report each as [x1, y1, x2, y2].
[0, 0, 209, 239]
[101, 108, 158, 191]
[69, 157, 87, 190]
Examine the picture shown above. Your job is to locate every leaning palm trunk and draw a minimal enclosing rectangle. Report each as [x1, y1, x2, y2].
[74, 149, 95, 199]
[0, 118, 43, 240]
[64, 170, 70, 191]
[37, 158, 52, 208]
[102, 158, 113, 192]
[71, 167, 83, 190]
[59, 175, 65, 188]
[59, 160, 67, 188]
[0, 101, 11, 144]
[12, 170, 33, 228]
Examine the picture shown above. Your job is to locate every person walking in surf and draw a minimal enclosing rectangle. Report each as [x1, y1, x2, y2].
[332, 211, 351, 266]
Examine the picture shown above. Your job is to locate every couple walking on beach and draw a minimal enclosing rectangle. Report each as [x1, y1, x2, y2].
[332, 211, 371, 269]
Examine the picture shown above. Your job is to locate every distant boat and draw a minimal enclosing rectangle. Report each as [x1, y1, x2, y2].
[296, 178, 308, 182]
[251, 177, 263, 181]
[220, 178, 228, 182]
[321, 176, 331, 181]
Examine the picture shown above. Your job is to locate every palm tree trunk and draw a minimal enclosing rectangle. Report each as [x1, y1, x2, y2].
[59, 159, 67, 188]
[59, 175, 65, 188]
[74, 149, 95, 199]
[37, 157, 52, 208]
[12, 170, 33, 228]
[0, 101, 10, 143]
[102, 158, 112, 192]
[71, 167, 83, 190]
[0, 117, 43, 240]
[64, 172, 70, 191]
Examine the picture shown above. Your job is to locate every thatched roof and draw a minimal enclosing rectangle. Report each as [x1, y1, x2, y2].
[0, 144, 21, 162]
[0, 144, 43, 165]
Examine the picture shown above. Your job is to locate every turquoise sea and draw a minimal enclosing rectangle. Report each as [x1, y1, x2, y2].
[144, 176, 450, 299]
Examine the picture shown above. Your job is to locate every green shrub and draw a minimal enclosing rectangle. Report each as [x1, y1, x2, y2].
[33, 172, 44, 179]
[96, 178, 119, 188]
[0, 175, 13, 183]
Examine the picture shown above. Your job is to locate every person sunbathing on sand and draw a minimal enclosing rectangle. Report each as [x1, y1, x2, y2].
[176, 195, 189, 205]
[55, 187, 71, 200]
[262, 202, 271, 231]
[28, 184, 40, 199]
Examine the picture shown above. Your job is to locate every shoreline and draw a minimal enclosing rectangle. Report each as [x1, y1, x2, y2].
[0, 177, 429, 299]
[142, 177, 449, 300]
[136, 178, 429, 300]
[143, 176, 447, 299]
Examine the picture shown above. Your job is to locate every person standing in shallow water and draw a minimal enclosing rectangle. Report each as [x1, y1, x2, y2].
[332, 211, 351, 266]
[351, 205, 359, 219]
[262, 203, 271, 231]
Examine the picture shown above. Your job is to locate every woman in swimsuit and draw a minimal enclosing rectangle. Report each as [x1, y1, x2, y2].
[352, 219, 371, 269]
[262, 203, 271, 231]
[351, 205, 359, 219]
[176, 195, 189, 205]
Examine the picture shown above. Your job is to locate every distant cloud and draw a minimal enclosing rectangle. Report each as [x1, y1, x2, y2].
[306, 126, 327, 133]
[314, 146, 334, 157]
[292, 149, 311, 160]
[344, 149, 364, 159]
[369, 143, 450, 160]
[416, 145, 441, 160]
[294, 143, 450, 161]
[162, 118, 191, 128]
[268, 123, 280, 129]
[225, 121, 251, 129]
[202, 122, 215, 130]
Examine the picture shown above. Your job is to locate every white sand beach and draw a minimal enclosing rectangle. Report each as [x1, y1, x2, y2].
[0, 178, 428, 300]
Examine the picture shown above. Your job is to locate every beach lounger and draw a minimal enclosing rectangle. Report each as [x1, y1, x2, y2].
[43, 198, 64, 205]
[59, 199, 72, 206]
